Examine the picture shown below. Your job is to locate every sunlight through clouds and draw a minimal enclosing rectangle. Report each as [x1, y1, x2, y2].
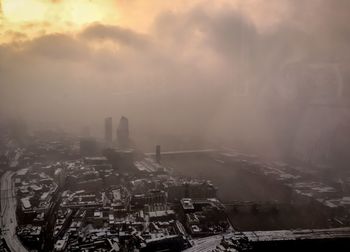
[1, 0, 120, 42]
[3, 0, 119, 24]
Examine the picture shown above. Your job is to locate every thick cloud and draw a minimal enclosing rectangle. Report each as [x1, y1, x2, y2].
[1, 0, 350, 160]
[27, 33, 89, 60]
[80, 23, 149, 48]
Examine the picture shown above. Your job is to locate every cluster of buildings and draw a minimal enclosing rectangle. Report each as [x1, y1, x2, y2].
[80, 116, 131, 157]
[213, 227, 350, 251]
[180, 198, 231, 237]
[15, 167, 59, 224]
[48, 157, 222, 251]
[13, 165, 61, 249]
[5, 115, 350, 252]
[6, 117, 229, 252]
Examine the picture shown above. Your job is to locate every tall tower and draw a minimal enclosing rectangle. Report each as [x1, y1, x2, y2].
[117, 116, 129, 149]
[156, 145, 161, 163]
[105, 117, 113, 148]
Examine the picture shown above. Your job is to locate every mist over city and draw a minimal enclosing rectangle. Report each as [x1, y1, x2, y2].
[1, 1, 350, 251]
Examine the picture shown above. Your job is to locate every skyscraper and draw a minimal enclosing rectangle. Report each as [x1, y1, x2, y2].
[117, 116, 129, 149]
[105, 117, 113, 148]
[79, 137, 97, 157]
[156, 145, 161, 163]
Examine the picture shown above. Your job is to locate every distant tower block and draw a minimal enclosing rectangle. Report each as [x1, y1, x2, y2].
[81, 126, 91, 137]
[156, 145, 161, 163]
[105, 117, 113, 147]
[80, 137, 97, 157]
[117, 116, 130, 149]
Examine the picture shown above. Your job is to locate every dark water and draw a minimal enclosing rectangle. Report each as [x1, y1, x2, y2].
[162, 154, 290, 202]
[162, 153, 336, 230]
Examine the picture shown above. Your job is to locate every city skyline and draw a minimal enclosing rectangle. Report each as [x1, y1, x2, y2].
[1, 2, 350, 251]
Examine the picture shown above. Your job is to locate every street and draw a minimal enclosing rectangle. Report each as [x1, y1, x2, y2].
[184, 233, 234, 252]
[1, 171, 28, 252]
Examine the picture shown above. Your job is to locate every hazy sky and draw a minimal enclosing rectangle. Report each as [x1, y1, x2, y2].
[0, 1, 291, 38]
[1, 0, 350, 157]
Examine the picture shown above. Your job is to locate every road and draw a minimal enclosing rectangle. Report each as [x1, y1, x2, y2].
[1, 171, 28, 252]
[184, 233, 234, 252]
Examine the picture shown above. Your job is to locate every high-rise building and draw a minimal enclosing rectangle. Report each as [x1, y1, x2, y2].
[117, 116, 129, 149]
[79, 137, 97, 157]
[81, 126, 91, 137]
[156, 145, 161, 163]
[105, 117, 113, 148]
